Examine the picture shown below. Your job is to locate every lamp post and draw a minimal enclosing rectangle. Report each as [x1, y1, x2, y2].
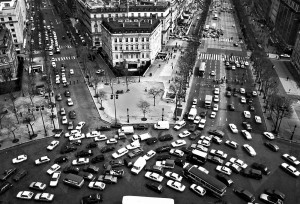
[110, 83, 118, 125]
[127, 108, 129, 123]
[26, 124, 31, 138]
[36, 105, 47, 136]
[162, 108, 164, 121]
[290, 125, 297, 141]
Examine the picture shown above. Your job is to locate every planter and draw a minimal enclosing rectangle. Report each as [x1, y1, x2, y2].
[141, 118, 147, 121]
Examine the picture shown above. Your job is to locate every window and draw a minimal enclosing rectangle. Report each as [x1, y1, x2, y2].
[94, 15, 96, 18]
[138, 13, 140, 17]
[131, 13, 134, 17]
[131, 54, 133, 58]
[14, 39, 17, 43]
[146, 53, 149, 58]
[1, 18, 4, 21]
[130, 38, 133, 42]
[146, 45, 149, 49]
[135, 38, 138, 42]
[120, 46, 122, 50]
[131, 45, 133, 50]
[136, 54, 139, 58]
[9, 24, 13, 27]
[11, 29, 15, 32]
[101, 14, 104, 18]
[142, 45, 145, 49]
[120, 54, 123, 58]
[119, 38, 122, 42]
[135, 45, 138, 49]
[12, 34, 16, 37]
[144, 13, 147, 17]
[115, 46, 118, 51]
[142, 53, 144, 58]
[126, 45, 128, 50]
[142, 38, 144, 42]
[116, 54, 118, 59]
[146, 38, 149, 42]
[116, 14, 118, 17]
[122, 13, 125, 17]
[108, 14, 111, 17]
[126, 38, 128, 42]
[8, 17, 12, 21]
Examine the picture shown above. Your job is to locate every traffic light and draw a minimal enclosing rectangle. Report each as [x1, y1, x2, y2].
[111, 95, 113, 99]
[116, 94, 118, 99]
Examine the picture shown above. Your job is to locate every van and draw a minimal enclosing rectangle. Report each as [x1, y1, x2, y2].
[63, 173, 84, 188]
[118, 126, 134, 135]
[154, 121, 169, 130]
[132, 132, 152, 142]
[131, 157, 146, 175]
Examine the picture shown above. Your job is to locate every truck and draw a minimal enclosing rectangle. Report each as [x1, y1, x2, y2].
[153, 121, 169, 130]
[205, 95, 213, 108]
[188, 108, 197, 120]
[118, 126, 134, 135]
[132, 132, 152, 142]
[131, 157, 147, 175]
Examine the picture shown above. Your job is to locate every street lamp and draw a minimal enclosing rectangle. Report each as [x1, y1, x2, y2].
[162, 108, 164, 121]
[127, 108, 129, 123]
[36, 105, 47, 136]
[290, 125, 297, 141]
[110, 83, 119, 125]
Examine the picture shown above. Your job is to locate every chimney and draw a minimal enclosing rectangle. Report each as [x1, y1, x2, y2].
[138, 21, 140, 27]
[123, 22, 125, 27]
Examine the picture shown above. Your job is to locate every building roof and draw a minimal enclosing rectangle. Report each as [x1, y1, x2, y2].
[102, 18, 160, 34]
[0, 26, 10, 48]
[87, 3, 169, 13]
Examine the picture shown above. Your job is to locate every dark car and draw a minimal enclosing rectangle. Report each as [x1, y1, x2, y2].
[76, 150, 93, 157]
[241, 168, 262, 180]
[216, 173, 234, 186]
[227, 86, 232, 91]
[264, 189, 285, 201]
[247, 98, 253, 104]
[208, 129, 225, 138]
[78, 172, 95, 181]
[60, 145, 77, 154]
[233, 187, 255, 202]
[64, 90, 71, 97]
[134, 124, 149, 130]
[180, 147, 193, 154]
[0, 168, 17, 181]
[226, 91, 231, 97]
[207, 155, 224, 165]
[188, 124, 197, 132]
[91, 155, 105, 164]
[264, 142, 279, 152]
[146, 138, 158, 145]
[81, 193, 103, 204]
[228, 104, 235, 111]
[83, 165, 99, 174]
[174, 158, 186, 167]
[128, 148, 144, 158]
[242, 122, 252, 132]
[100, 146, 115, 153]
[107, 159, 124, 168]
[54, 156, 69, 164]
[249, 105, 255, 112]
[86, 142, 98, 149]
[156, 145, 171, 153]
[63, 166, 80, 174]
[0, 181, 13, 195]
[158, 134, 173, 142]
[69, 110, 76, 119]
[69, 140, 82, 146]
[252, 162, 270, 175]
[97, 175, 117, 184]
[123, 158, 133, 168]
[96, 125, 111, 131]
[12, 169, 28, 181]
[156, 154, 171, 161]
[245, 92, 252, 98]
[189, 131, 201, 140]
[144, 165, 164, 174]
[111, 123, 122, 129]
[200, 111, 208, 117]
[146, 182, 164, 193]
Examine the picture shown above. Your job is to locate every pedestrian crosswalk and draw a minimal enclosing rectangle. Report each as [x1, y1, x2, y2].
[198, 53, 247, 62]
[203, 37, 233, 42]
[52, 56, 76, 61]
[58, 45, 72, 49]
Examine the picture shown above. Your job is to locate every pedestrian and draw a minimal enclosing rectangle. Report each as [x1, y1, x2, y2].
[289, 89, 291, 92]
[287, 76, 289, 81]
[77, 80, 78, 83]
[4, 97, 6, 101]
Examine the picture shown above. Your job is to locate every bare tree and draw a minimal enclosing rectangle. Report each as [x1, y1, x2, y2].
[137, 100, 150, 120]
[169, 78, 185, 120]
[24, 114, 36, 136]
[6, 123, 19, 143]
[0, 104, 8, 129]
[148, 87, 163, 106]
[97, 90, 107, 110]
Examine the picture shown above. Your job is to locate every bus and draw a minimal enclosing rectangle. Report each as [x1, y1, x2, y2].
[183, 164, 227, 197]
[122, 196, 174, 204]
[199, 62, 206, 76]
[213, 14, 218, 20]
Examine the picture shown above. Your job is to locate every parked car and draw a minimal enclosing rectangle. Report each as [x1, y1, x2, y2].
[54, 156, 68, 164]
[91, 155, 105, 164]
[35, 156, 50, 165]
[145, 182, 164, 193]
[216, 173, 234, 186]
[158, 134, 173, 141]
[80, 193, 103, 204]
[264, 142, 279, 152]
[63, 166, 80, 174]
[0, 168, 17, 181]
[259, 193, 283, 204]
[167, 180, 185, 192]
[34, 193, 54, 202]
[16, 191, 34, 200]
[12, 154, 27, 164]
[29, 182, 46, 191]
[76, 150, 93, 157]
[233, 187, 255, 202]
[156, 145, 171, 153]
[13, 169, 28, 181]
[49, 171, 61, 187]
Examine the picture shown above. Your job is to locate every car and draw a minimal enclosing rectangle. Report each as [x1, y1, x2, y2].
[91, 155, 105, 164]
[86, 131, 101, 138]
[229, 157, 248, 169]
[16, 191, 34, 200]
[192, 98, 197, 105]
[69, 133, 85, 141]
[167, 180, 185, 192]
[233, 187, 255, 202]
[260, 193, 283, 204]
[174, 120, 186, 130]
[214, 95, 219, 102]
[197, 139, 211, 147]
[214, 87, 220, 95]
[249, 105, 255, 111]
[88, 181, 106, 190]
[76, 121, 86, 131]
[76, 150, 93, 157]
[143, 150, 156, 161]
[242, 122, 252, 132]
[34, 193, 54, 202]
[158, 134, 173, 141]
[225, 162, 242, 173]
[146, 137, 158, 145]
[210, 111, 217, 118]
[241, 130, 252, 140]
[240, 88, 246, 94]
[72, 158, 89, 166]
[207, 155, 224, 165]
[54, 156, 68, 164]
[12, 169, 27, 182]
[243, 111, 251, 118]
[216, 173, 234, 187]
[228, 104, 235, 111]
[241, 96, 246, 103]
[56, 93, 62, 101]
[190, 184, 206, 196]
[264, 142, 279, 152]
[212, 104, 219, 112]
[252, 91, 258, 96]
[212, 136, 222, 144]
[252, 162, 271, 175]
[190, 143, 208, 152]
[282, 153, 300, 166]
[63, 166, 80, 174]
[29, 182, 46, 191]
[264, 189, 285, 201]
[64, 90, 71, 97]
[47, 140, 59, 151]
[171, 139, 186, 147]
[96, 125, 111, 131]
[60, 108, 66, 116]
[225, 91, 231, 97]
[68, 110, 76, 119]
[47, 164, 61, 175]
[225, 140, 239, 149]
[280, 162, 300, 177]
[70, 69, 74, 75]
[134, 124, 149, 130]
[210, 149, 228, 159]
[35, 156, 50, 165]
[128, 148, 143, 158]
[106, 138, 118, 145]
[94, 135, 108, 142]
[199, 111, 207, 117]
[97, 175, 117, 184]
[210, 71, 216, 76]
[100, 146, 115, 153]
[198, 119, 206, 129]
[60, 144, 77, 154]
[229, 123, 238, 133]
[126, 141, 141, 150]
[67, 121, 74, 130]
[112, 147, 129, 159]
[86, 142, 98, 149]
[12, 154, 27, 164]
[255, 116, 262, 123]
[263, 132, 275, 140]
[216, 165, 232, 175]
[243, 144, 256, 156]
[145, 171, 164, 182]
[193, 116, 201, 124]
[107, 159, 124, 168]
[169, 149, 184, 157]
[49, 171, 61, 187]
[145, 182, 164, 193]
[54, 129, 63, 138]
[208, 129, 225, 137]
[67, 98, 74, 106]
[156, 145, 171, 153]
[81, 193, 103, 204]
[178, 130, 191, 138]
[96, 69, 105, 75]
[165, 171, 183, 182]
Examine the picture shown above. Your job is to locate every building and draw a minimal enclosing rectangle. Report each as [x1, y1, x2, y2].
[101, 18, 161, 69]
[291, 31, 300, 74]
[0, 0, 27, 52]
[0, 25, 18, 82]
[269, 0, 280, 27]
[253, 0, 272, 21]
[75, 0, 172, 48]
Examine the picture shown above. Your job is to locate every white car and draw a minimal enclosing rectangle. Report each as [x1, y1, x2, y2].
[241, 130, 252, 140]
[243, 144, 256, 156]
[76, 121, 86, 131]
[229, 158, 248, 169]
[61, 116, 68, 124]
[214, 95, 219, 102]
[225, 140, 239, 149]
[12, 154, 28, 164]
[165, 171, 183, 182]
[190, 184, 206, 196]
[193, 116, 201, 124]
[54, 131, 63, 138]
[216, 165, 232, 175]
[174, 120, 186, 130]
[16, 191, 34, 200]
[210, 71, 216, 76]
[49, 171, 61, 187]
[69, 133, 85, 141]
[210, 149, 228, 159]
[143, 150, 156, 161]
[126, 140, 140, 150]
[167, 180, 186, 192]
[67, 98, 74, 106]
[197, 139, 211, 147]
[255, 116, 262, 123]
[198, 119, 206, 129]
[193, 165, 209, 174]
[47, 164, 61, 175]
[280, 162, 300, 177]
[214, 87, 220, 95]
[229, 123, 238, 133]
[282, 154, 300, 166]
[70, 69, 74, 75]
[192, 98, 197, 105]
[94, 135, 108, 142]
[35, 156, 50, 165]
[263, 132, 275, 140]
[178, 130, 191, 138]
[240, 88, 245, 94]
[245, 61, 249, 66]
[51, 62, 56, 68]
[213, 104, 219, 111]
[86, 131, 101, 138]
[240, 96, 246, 103]
[112, 147, 129, 159]
[60, 107, 66, 115]
[200, 135, 212, 142]
[145, 172, 164, 182]
[34, 193, 54, 202]
[243, 111, 251, 118]
[72, 158, 89, 166]
[106, 138, 118, 145]
[169, 149, 184, 157]
[88, 181, 106, 190]
[210, 111, 216, 118]
[171, 139, 186, 147]
[252, 91, 258, 96]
